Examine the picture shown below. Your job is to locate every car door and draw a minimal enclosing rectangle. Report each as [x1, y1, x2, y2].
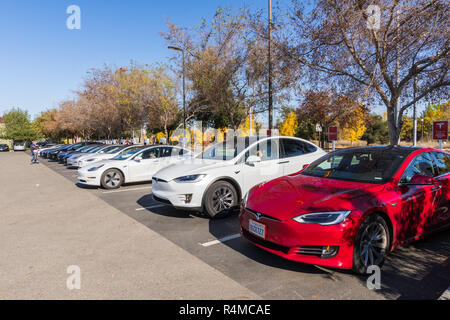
[127, 148, 161, 182]
[397, 152, 440, 241]
[280, 138, 320, 175]
[430, 151, 450, 227]
[239, 138, 284, 193]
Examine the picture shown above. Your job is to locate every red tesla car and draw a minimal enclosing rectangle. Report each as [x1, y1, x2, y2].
[239, 146, 450, 273]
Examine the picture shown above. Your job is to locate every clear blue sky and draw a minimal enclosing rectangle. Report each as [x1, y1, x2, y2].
[0, 0, 266, 119]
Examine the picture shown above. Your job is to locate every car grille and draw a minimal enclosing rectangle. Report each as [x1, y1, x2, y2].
[242, 228, 290, 254]
[245, 208, 282, 222]
[295, 246, 324, 257]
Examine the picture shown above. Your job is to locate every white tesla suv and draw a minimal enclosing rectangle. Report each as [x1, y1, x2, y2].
[77, 145, 192, 189]
[151, 136, 326, 218]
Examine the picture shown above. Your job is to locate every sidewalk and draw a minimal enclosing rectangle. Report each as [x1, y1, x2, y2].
[0, 153, 260, 299]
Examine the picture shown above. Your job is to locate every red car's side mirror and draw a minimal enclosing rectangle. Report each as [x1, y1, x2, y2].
[407, 174, 436, 185]
[291, 164, 310, 176]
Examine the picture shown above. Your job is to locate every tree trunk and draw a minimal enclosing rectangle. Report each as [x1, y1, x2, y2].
[386, 102, 401, 146]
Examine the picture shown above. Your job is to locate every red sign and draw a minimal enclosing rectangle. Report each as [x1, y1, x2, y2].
[328, 126, 338, 141]
[432, 121, 449, 140]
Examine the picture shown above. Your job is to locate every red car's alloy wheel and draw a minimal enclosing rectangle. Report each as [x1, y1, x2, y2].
[353, 215, 390, 274]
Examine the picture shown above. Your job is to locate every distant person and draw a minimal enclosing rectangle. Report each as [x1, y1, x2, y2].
[30, 141, 39, 164]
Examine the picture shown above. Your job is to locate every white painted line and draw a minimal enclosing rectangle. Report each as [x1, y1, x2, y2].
[102, 186, 152, 194]
[438, 287, 450, 300]
[135, 204, 165, 211]
[200, 234, 241, 247]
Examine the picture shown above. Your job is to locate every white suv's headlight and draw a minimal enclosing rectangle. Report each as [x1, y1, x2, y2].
[173, 174, 206, 183]
[293, 211, 351, 226]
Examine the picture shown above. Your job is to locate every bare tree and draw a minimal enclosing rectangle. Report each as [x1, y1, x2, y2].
[162, 7, 274, 131]
[284, 0, 449, 144]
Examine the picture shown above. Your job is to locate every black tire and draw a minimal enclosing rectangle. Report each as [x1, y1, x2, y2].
[352, 214, 390, 274]
[100, 169, 124, 190]
[203, 181, 238, 218]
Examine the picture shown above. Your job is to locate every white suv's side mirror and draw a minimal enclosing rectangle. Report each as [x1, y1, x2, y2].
[246, 155, 262, 166]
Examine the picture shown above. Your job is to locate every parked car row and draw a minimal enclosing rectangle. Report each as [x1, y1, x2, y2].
[0, 144, 9, 152]
[38, 137, 450, 274]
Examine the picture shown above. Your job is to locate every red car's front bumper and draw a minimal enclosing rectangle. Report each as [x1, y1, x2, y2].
[239, 208, 357, 269]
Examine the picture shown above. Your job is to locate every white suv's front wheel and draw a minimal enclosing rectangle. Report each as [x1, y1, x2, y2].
[203, 181, 238, 218]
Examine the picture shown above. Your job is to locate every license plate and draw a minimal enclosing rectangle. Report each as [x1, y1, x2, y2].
[249, 219, 266, 239]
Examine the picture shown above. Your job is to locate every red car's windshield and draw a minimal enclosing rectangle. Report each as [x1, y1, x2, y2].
[301, 148, 412, 184]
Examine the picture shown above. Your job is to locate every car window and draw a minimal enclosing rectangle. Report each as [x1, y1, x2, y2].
[106, 147, 123, 154]
[281, 138, 316, 158]
[141, 148, 160, 159]
[112, 148, 142, 160]
[302, 149, 408, 184]
[400, 152, 435, 183]
[245, 139, 280, 162]
[99, 146, 119, 154]
[199, 137, 254, 161]
[159, 147, 174, 158]
[432, 152, 450, 176]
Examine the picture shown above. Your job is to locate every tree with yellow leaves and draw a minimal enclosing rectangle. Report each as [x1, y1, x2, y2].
[341, 105, 368, 144]
[280, 112, 298, 137]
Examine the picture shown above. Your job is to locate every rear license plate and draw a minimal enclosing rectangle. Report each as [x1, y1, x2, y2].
[249, 219, 266, 239]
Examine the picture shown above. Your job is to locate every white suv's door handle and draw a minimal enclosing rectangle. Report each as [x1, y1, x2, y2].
[278, 160, 290, 164]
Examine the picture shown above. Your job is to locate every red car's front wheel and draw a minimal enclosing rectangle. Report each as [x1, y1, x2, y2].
[352, 214, 390, 274]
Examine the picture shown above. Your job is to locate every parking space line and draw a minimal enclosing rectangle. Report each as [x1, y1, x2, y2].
[438, 287, 450, 300]
[200, 234, 241, 247]
[102, 186, 151, 194]
[135, 204, 165, 211]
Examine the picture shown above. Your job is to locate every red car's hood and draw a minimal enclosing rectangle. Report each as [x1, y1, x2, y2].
[246, 174, 385, 221]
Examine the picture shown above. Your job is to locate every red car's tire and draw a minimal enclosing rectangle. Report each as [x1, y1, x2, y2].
[352, 214, 390, 274]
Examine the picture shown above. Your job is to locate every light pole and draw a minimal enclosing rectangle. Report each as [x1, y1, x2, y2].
[168, 46, 186, 135]
[268, 0, 273, 132]
[413, 74, 418, 146]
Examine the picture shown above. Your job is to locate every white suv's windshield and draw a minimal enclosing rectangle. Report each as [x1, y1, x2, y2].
[198, 137, 270, 161]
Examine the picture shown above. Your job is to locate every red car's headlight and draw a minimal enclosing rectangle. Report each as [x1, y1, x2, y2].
[293, 211, 351, 226]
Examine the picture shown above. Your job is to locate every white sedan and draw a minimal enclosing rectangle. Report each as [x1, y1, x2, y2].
[74, 145, 138, 168]
[77, 145, 192, 189]
[151, 136, 326, 218]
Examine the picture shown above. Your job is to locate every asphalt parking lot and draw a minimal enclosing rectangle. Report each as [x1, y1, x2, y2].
[32, 152, 449, 300]
[2, 152, 450, 299]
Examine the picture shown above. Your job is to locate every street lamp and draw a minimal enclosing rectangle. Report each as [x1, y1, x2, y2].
[268, 0, 273, 132]
[168, 46, 186, 135]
